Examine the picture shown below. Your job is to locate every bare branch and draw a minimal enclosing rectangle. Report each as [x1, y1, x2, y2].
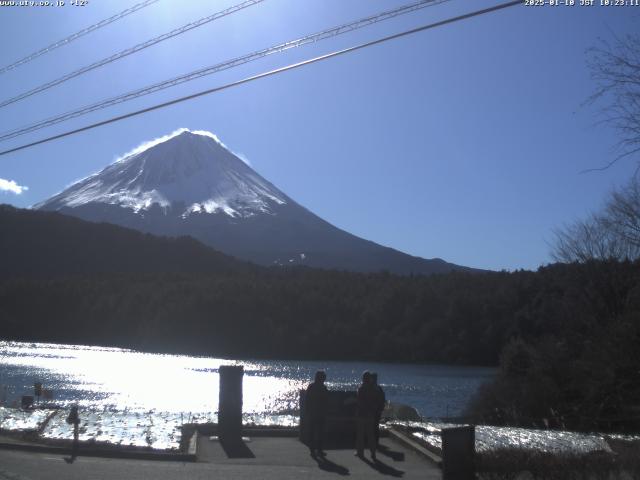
[551, 177, 640, 262]
[586, 33, 640, 169]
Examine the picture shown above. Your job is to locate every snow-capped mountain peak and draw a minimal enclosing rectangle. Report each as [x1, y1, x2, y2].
[37, 129, 286, 218]
[36, 128, 473, 275]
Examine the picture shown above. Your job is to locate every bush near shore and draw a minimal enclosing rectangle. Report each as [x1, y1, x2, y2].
[465, 260, 640, 433]
[477, 441, 640, 480]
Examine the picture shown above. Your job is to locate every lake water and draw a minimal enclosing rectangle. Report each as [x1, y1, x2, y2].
[0, 341, 495, 449]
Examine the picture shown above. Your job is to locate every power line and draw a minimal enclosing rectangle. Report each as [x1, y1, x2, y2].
[0, 0, 522, 158]
[0, 0, 451, 142]
[0, 0, 161, 75]
[0, 0, 265, 109]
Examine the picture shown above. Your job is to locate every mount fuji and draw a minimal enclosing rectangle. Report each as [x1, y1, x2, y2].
[37, 129, 471, 274]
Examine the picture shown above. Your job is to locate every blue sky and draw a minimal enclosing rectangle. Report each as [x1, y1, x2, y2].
[0, 0, 638, 270]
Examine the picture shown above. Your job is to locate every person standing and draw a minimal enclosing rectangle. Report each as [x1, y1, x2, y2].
[355, 371, 377, 460]
[371, 372, 386, 447]
[305, 370, 329, 457]
[65, 405, 80, 463]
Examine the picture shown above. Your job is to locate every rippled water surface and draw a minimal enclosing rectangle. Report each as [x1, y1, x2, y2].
[0, 341, 495, 450]
[0, 341, 495, 418]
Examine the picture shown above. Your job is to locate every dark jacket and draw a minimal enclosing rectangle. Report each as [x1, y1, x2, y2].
[357, 383, 378, 418]
[305, 382, 329, 419]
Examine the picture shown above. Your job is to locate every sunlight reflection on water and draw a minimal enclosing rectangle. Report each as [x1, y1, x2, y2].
[0, 342, 307, 415]
[0, 341, 495, 450]
[0, 341, 494, 418]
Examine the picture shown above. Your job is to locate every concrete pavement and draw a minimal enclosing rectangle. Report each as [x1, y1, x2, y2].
[0, 436, 442, 479]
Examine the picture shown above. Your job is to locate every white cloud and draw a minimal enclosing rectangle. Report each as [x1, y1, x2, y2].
[0, 178, 28, 195]
[190, 129, 227, 148]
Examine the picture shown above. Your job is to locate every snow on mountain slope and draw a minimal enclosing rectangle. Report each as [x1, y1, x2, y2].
[36, 128, 286, 218]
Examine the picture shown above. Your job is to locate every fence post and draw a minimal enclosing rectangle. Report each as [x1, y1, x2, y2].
[441, 425, 475, 480]
[218, 365, 244, 441]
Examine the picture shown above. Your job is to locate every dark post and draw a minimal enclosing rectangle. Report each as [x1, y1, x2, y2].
[442, 425, 475, 480]
[218, 365, 244, 440]
[21, 395, 34, 410]
[34, 382, 42, 405]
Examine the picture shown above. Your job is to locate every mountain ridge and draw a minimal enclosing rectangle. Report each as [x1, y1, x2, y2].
[0, 204, 250, 279]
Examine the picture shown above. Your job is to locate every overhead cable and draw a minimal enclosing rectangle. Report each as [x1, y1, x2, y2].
[0, 0, 450, 142]
[0, 0, 265, 109]
[0, 0, 522, 158]
[0, 0, 161, 75]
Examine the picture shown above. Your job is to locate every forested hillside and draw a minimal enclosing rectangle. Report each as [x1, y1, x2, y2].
[0, 204, 250, 278]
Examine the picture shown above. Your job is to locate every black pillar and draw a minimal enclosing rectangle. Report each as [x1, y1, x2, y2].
[219, 365, 244, 440]
[442, 425, 475, 480]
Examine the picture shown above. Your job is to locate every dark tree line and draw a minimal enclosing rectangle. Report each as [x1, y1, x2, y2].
[1, 259, 638, 367]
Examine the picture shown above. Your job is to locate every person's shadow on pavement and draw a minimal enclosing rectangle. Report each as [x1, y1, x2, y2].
[359, 456, 404, 477]
[311, 452, 350, 476]
[377, 443, 405, 462]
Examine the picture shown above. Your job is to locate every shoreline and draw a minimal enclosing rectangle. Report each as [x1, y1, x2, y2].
[0, 338, 499, 368]
[2, 404, 639, 456]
